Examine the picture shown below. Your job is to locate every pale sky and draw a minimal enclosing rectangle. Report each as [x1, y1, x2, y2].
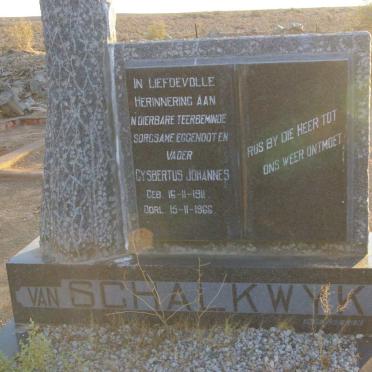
[0, 0, 367, 17]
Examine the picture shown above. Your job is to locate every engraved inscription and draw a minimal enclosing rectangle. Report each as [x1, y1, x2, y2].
[243, 61, 347, 241]
[16, 280, 370, 318]
[125, 61, 348, 242]
[127, 65, 240, 240]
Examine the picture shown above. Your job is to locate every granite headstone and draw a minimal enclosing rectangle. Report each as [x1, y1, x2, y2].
[5, 0, 372, 335]
[113, 35, 369, 254]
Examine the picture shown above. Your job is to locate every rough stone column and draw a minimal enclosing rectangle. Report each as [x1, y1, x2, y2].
[39, 0, 123, 261]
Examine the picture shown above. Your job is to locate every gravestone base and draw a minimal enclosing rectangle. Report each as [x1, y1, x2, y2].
[6, 238, 372, 334]
[0, 320, 25, 358]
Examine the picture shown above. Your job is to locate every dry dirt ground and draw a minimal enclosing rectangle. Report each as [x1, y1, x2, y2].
[12, 146, 44, 171]
[0, 6, 370, 325]
[0, 174, 42, 325]
[0, 125, 44, 325]
[0, 125, 44, 156]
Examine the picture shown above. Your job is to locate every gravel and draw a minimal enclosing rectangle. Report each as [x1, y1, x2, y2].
[41, 322, 360, 371]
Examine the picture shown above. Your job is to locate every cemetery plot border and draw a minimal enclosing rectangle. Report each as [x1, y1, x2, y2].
[6, 239, 372, 333]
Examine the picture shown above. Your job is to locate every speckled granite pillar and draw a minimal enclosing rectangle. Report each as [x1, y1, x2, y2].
[39, 0, 123, 261]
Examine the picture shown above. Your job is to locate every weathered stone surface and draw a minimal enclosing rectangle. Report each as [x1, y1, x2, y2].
[30, 71, 47, 99]
[39, 0, 123, 261]
[0, 83, 24, 117]
[0, 52, 48, 117]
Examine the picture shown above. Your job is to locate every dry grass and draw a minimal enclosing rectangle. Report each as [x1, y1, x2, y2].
[357, 3, 372, 34]
[0, 7, 364, 52]
[115, 7, 362, 42]
[146, 21, 168, 40]
[3, 21, 35, 52]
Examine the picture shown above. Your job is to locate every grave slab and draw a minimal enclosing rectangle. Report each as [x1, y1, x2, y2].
[0, 320, 19, 359]
[6, 238, 372, 333]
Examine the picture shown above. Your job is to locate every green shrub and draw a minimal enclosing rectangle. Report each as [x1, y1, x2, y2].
[16, 321, 55, 372]
[0, 352, 14, 372]
[0, 321, 55, 372]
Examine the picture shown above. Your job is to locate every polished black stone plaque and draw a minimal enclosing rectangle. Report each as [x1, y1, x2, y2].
[125, 60, 348, 242]
[241, 61, 348, 241]
[126, 65, 241, 241]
